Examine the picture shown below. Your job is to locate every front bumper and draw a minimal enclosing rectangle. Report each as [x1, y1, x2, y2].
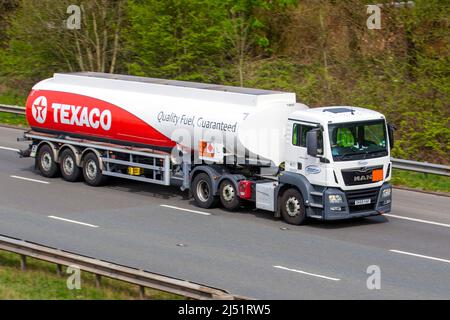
[311, 183, 392, 220]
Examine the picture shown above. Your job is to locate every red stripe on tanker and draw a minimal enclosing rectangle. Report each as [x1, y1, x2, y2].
[26, 90, 176, 148]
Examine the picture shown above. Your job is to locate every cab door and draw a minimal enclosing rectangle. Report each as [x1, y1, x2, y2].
[285, 120, 327, 186]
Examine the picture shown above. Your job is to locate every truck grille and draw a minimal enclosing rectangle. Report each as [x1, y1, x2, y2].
[345, 187, 380, 213]
[341, 166, 383, 186]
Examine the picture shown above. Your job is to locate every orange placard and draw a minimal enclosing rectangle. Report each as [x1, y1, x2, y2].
[372, 169, 383, 182]
[199, 140, 215, 158]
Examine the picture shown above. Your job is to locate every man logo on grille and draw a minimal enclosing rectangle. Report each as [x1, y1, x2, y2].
[32, 96, 48, 124]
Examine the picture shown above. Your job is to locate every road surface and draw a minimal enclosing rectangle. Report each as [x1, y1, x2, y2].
[0, 126, 449, 299]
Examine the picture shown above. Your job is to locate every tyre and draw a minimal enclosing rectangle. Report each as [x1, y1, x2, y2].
[192, 173, 219, 209]
[59, 148, 81, 182]
[280, 188, 307, 225]
[82, 152, 106, 186]
[36, 144, 59, 178]
[219, 179, 241, 211]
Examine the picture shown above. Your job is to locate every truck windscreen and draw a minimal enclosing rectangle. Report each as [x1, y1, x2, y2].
[328, 120, 388, 161]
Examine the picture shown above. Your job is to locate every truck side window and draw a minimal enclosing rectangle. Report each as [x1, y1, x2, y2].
[292, 124, 316, 148]
[292, 123, 300, 146]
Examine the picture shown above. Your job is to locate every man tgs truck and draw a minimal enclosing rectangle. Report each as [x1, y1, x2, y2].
[20, 72, 393, 225]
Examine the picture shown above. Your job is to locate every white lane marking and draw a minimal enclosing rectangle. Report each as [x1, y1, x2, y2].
[10, 175, 49, 184]
[160, 205, 211, 216]
[273, 265, 341, 281]
[384, 214, 450, 228]
[0, 146, 20, 152]
[48, 216, 99, 228]
[390, 250, 450, 264]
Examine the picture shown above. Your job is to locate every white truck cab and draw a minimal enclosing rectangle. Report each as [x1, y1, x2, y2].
[272, 106, 393, 224]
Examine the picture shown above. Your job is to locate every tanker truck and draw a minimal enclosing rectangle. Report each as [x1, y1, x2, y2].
[19, 72, 393, 225]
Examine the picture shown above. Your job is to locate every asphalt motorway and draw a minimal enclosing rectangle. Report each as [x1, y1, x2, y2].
[0, 126, 449, 299]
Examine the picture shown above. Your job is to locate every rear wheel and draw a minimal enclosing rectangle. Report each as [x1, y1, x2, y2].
[219, 179, 241, 211]
[280, 188, 307, 225]
[192, 173, 219, 209]
[82, 153, 106, 186]
[60, 149, 81, 182]
[36, 144, 59, 178]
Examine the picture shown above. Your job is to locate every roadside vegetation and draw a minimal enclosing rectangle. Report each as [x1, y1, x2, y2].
[0, 111, 27, 127]
[0, 0, 447, 193]
[0, 251, 183, 299]
[391, 169, 450, 194]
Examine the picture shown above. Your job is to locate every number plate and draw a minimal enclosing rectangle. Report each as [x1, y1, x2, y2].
[30, 145, 38, 157]
[355, 198, 371, 205]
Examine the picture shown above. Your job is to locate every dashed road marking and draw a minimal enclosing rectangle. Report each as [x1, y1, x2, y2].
[10, 175, 49, 184]
[48, 216, 99, 228]
[160, 205, 211, 216]
[385, 214, 450, 228]
[274, 265, 341, 281]
[390, 250, 450, 264]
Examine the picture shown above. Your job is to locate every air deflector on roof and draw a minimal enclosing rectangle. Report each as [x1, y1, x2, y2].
[323, 108, 353, 114]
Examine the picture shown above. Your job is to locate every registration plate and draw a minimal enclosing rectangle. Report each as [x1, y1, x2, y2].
[355, 198, 371, 205]
[30, 145, 38, 158]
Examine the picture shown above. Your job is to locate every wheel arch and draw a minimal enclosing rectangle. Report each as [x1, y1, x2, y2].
[275, 172, 314, 218]
[81, 148, 104, 170]
[190, 165, 226, 195]
[35, 141, 58, 162]
[58, 144, 82, 167]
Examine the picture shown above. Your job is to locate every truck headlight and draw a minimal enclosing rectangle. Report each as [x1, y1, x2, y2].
[328, 194, 343, 204]
[382, 188, 391, 198]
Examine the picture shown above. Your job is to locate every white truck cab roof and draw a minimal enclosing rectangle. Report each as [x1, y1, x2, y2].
[290, 106, 385, 125]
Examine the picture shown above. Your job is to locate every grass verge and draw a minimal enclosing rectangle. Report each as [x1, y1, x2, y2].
[0, 251, 184, 300]
[0, 111, 28, 127]
[391, 169, 450, 194]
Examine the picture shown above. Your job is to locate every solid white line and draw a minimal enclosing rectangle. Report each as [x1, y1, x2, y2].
[10, 175, 49, 184]
[273, 265, 341, 281]
[384, 214, 450, 228]
[160, 205, 211, 216]
[48, 216, 99, 228]
[390, 250, 450, 264]
[0, 146, 19, 152]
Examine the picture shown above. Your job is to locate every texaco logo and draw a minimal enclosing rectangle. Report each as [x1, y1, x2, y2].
[32, 96, 48, 124]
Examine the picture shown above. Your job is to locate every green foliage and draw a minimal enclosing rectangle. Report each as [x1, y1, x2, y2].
[126, 0, 227, 82]
[0, 112, 27, 127]
[0, 0, 448, 167]
[0, 251, 182, 299]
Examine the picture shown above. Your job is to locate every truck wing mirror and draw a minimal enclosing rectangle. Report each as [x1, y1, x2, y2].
[306, 129, 319, 157]
[388, 123, 395, 150]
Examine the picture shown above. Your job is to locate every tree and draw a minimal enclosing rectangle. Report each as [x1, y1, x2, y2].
[126, 0, 226, 82]
[0, 0, 127, 94]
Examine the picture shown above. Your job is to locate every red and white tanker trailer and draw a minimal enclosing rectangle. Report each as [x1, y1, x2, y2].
[20, 72, 394, 224]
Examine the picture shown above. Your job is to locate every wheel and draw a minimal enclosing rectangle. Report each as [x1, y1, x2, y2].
[219, 179, 241, 211]
[82, 152, 106, 186]
[280, 188, 307, 225]
[36, 144, 59, 178]
[59, 149, 81, 182]
[192, 173, 219, 209]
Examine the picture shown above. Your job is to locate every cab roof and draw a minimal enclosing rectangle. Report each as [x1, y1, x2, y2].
[291, 106, 385, 125]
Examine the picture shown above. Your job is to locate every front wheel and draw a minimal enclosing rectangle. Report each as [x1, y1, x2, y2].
[280, 189, 307, 225]
[192, 173, 219, 209]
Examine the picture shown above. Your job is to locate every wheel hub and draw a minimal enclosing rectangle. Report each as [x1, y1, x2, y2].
[86, 160, 97, 180]
[285, 197, 300, 217]
[222, 184, 235, 202]
[63, 156, 74, 175]
[41, 152, 52, 171]
[197, 180, 210, 203]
